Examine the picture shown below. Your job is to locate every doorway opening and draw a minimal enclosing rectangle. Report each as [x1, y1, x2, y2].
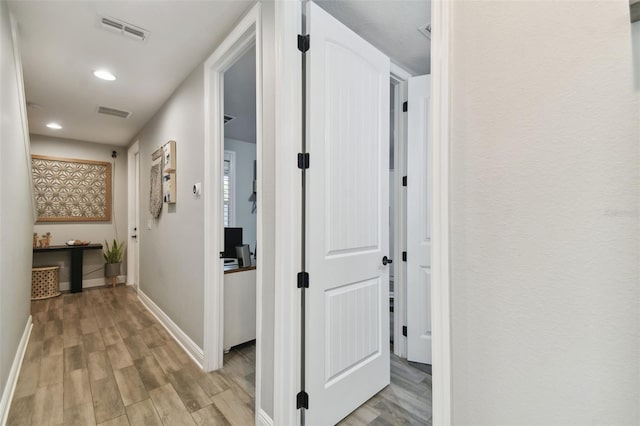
[127, 140, 140, 290]
[338, 71, 432, 425]
[202, 3, 263, 422]
[220, 44, 258, 394]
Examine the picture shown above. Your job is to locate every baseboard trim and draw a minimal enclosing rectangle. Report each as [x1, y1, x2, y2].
[0, 316, 32, 425]
[59, 275, 127, 292]
[137, 289, 204, 369]
[257, 409, 274, 426]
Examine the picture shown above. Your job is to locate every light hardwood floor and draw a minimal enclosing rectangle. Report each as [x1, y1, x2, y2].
[7, 285, 255, 426]
[338, 355, 432, 425]
[7, 285, 432, 426]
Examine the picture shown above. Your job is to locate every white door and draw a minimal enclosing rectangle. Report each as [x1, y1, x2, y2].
[127, 143, 140, 288]
[133, 151, 140, 286]
[306, 2, 390, 425]
[406, 75, 432, 364]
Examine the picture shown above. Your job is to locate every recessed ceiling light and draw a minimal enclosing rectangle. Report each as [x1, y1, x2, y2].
[93, 70, 116, 81]
[46, 122, 62, 130]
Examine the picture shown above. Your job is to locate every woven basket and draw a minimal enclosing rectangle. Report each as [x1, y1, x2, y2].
[31, 266, 61, 300]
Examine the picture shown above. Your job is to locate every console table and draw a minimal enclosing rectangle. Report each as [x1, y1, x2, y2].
[33, 244, 103, 293]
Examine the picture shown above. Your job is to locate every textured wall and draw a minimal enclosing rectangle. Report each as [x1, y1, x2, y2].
[450, 1, 640, 424]
[31, 135, 128, 290]
[0, 0, 33, 407]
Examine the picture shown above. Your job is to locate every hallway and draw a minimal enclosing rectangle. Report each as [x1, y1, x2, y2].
[7, 286, 255, 426]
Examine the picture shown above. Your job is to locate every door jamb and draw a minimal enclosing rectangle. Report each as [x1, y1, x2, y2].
[203, 2, 263, 421]
[127, 140, 140, 288]
[272, 1, 302, 425]
[430, 0, 453, 423]
[390, 63, 410, 358]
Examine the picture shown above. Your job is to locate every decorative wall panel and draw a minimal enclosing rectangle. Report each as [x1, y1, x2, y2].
[324, 41, 380, 255]
[325, 277, 380, 384]
[32, 155, 112, 222]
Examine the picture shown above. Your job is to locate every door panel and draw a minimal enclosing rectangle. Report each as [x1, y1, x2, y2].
[134, 151, 140, 286]
[407, 75, 432, 364]
[306, 2, 390, 425]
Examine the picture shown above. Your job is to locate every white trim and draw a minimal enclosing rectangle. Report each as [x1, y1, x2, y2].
[0, 316, 32, 425]
[58, 276, 126, 292]
[204, 1, 260, 372]
[430, 0, 452, 423]
[203, 3, 264, 423]
[127, 141, 140, 287]
[137, 289, 204, 368]
[9, 13, 36, 223]
[392, 79, 408, 358]
[257, 409, 274, 426]
[272, 1, 301, 425]
[391, 61, 413, 82]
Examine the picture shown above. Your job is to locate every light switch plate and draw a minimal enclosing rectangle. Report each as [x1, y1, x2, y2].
[147, 219, 152, 230]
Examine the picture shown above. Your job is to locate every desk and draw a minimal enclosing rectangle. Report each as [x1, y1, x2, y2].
[33, 244, 103, 293]
[223, 267, 256, 351]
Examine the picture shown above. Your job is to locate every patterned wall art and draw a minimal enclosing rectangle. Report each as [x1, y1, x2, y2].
[32, 155, 112, 222]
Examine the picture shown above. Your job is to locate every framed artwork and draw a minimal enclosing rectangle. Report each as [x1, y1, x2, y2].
[31, 155, 112, 222]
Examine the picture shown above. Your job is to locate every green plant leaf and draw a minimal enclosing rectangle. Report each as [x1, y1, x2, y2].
[103, 239, 125, 263]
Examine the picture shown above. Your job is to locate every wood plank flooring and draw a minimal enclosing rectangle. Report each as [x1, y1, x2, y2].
[338, 354, 433, 426]
[8, 285, 432, 426]
[7, 286, 255, 426]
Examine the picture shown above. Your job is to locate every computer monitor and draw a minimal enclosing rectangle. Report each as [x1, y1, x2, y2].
[223, 227, 243, 259]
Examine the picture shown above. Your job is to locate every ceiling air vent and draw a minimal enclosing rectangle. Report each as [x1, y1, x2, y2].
[101, 17, 124, 32]
[100, 16, 148, 42]
[97, 106, 131, 119]
[418, 23, 431, 40]
[224, 114, 235, 124]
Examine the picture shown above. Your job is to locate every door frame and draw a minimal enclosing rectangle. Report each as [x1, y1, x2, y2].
[271, 0, 453, 424]
[390, 64, 411, 359]
[430, 0, 453, 423]
[127, 140, 140, 288]
[202, 1, 263, 420]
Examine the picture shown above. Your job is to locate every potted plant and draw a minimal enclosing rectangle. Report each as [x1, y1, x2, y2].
[104, 239, 125, 286]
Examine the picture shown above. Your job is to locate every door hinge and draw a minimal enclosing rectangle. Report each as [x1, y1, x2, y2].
[402, 176, 407, 187]
[297, 34, 310, 53]
[298, 153, 310, 169]
[297, 272, 309, 288]
[402, 101, 408, 112]
[402, 251, 407, 262]
[296, 390, 309, 409]
[402, 326, 407, 337]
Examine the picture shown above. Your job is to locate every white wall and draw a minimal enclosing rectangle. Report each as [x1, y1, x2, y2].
[224, 138, 257, 249]
[133, 64, 206, 348]
[0, 0, 33, 414]
[450, 1, 639, 424]
[131, 7, 277, 418]
[30, 135, 128, 290]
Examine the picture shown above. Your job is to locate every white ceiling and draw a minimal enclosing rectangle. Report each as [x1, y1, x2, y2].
[9, 0, 429, 148]
[316, 0, 430, 75]
[8, 0, 253, 146]
[220, 1, 429, 145]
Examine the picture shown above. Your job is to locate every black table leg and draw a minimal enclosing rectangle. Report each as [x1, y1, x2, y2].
[70, 249, 83, 293]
